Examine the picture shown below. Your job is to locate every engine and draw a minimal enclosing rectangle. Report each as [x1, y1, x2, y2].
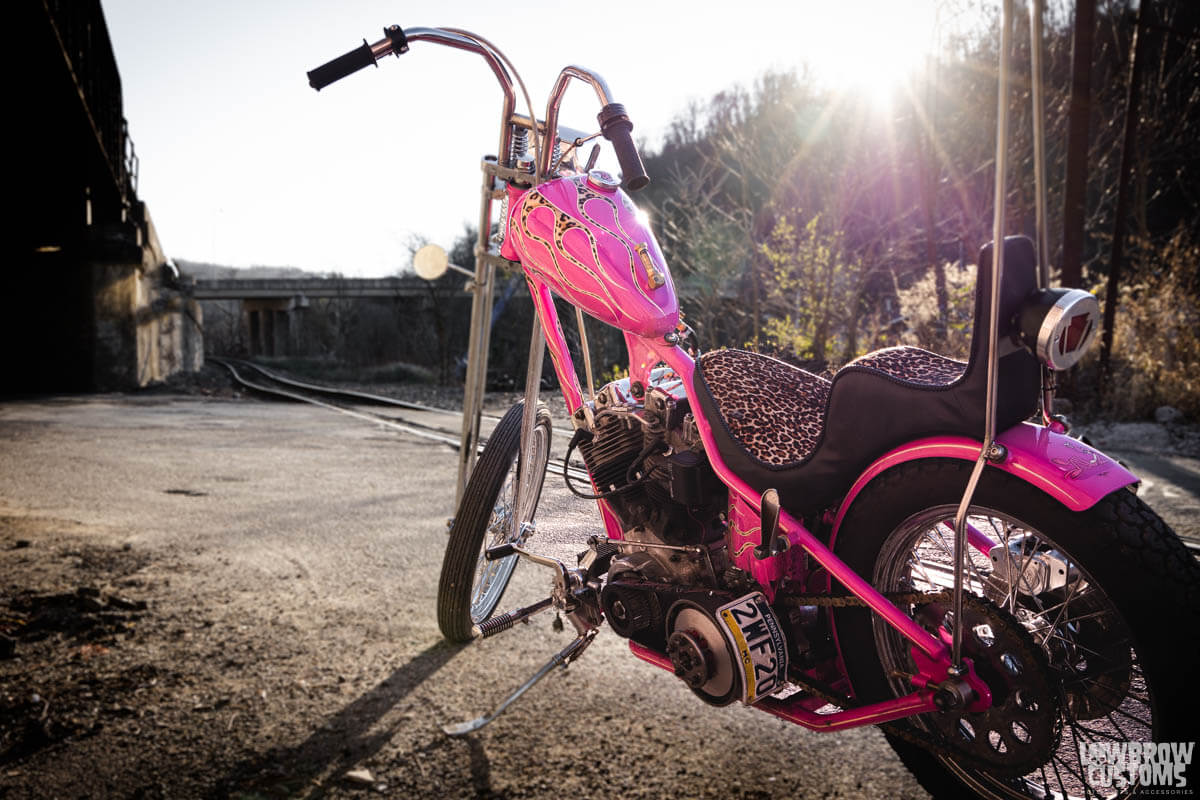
[575, 381, 726, 577]
[572, 377, 818, 707]
[571, 376, 726, 597]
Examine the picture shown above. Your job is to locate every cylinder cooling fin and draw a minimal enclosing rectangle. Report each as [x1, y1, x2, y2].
[577, 411, 644, 493]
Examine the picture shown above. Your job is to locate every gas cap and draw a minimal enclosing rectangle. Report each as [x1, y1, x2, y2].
[586, 169, 620, 193]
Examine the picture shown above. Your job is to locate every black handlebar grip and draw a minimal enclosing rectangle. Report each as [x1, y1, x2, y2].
[307, 39, 377, 90]
[597, 103, 650, 191]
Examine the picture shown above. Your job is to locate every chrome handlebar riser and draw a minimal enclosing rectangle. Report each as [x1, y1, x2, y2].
[361, 28, 619, 178]
[539, 66, 615, 178]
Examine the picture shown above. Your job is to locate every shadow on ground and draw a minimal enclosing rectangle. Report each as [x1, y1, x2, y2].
[212, 641, 462, 797]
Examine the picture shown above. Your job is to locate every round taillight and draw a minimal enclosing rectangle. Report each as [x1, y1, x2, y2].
[1015, 288, 1101, 371]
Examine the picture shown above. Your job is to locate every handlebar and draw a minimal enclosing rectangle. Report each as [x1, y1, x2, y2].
[598, 103, 649, 192]
[307, 26, 409, 91]
[306, 25, 649, 190]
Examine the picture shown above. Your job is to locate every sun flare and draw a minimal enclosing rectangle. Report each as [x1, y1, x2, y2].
[786, 0, 940, 108]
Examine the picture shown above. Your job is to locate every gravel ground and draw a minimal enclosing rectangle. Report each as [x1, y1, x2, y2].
[0, 372, 1195, 799]
[0, 394, 924, 799]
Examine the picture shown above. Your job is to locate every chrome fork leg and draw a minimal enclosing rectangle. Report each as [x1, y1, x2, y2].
[516, 316, 546, 533]
[442, 629, 597, 736]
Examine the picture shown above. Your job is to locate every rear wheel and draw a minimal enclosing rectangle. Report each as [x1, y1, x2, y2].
[832, 459, 1199, 799]
[437, 402, 551, 643]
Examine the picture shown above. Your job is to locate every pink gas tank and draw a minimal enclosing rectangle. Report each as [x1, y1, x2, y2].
[501, 170, 679, 338]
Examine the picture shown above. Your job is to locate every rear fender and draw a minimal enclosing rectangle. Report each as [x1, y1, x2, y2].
[830, 422, 1138, 538]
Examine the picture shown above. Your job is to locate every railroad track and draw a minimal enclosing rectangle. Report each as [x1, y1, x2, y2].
[209, 357, 587, 482]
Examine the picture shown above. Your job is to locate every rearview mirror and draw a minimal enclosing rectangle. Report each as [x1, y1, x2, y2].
[413, 244, 449, 281]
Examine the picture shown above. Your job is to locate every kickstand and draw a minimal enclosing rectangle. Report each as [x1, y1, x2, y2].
[442, 629, 597, 737]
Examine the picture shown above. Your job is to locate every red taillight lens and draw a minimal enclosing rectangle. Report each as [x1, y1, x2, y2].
[1016, 288, 1101, 370]
[1058, 312, 1094, 356]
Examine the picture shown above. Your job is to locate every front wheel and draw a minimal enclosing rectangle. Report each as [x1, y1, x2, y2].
[832, 458, 1199, 800]
[437, 401, 551, 643]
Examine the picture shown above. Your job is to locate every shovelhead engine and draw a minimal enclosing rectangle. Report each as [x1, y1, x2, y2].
[574, 376, 726, 584]
[575, 374, 787, 706]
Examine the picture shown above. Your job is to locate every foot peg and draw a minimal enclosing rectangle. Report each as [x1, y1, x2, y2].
[472, 597, 553, 639]
[442, 629, 597, 736]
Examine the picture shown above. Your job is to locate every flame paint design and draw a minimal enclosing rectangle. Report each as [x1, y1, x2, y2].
[509, 175, 677, 337]
[572, 181, 669, 317]
[518, 191, 621, 318]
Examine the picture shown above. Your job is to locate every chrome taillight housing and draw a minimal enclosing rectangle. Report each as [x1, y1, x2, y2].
[1014, 288, 1101, 370]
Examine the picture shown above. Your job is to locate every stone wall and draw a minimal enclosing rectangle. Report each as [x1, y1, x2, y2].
[90, 204, 204, 390]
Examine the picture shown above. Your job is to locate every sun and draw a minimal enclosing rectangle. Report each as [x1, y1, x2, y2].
[789, 0, 940, 109]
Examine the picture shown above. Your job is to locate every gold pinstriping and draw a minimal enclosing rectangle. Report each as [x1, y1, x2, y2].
[518, 188, 624, 319]
[572, 180, 668, 316]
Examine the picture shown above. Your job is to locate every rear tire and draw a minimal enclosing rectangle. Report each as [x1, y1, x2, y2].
[832, 458, 1200, 799]
[437, 402, 551, 643]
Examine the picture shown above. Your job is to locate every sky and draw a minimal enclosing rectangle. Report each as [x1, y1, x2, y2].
[103, 0, 950, 277]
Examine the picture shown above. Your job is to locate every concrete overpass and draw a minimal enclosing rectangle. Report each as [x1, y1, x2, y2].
[191, 276, 449, 357]
[192, 276, 430, 300]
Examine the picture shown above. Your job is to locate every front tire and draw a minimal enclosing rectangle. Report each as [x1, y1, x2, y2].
[437, 402, 551, 643]
[832, 458, 1200, 799]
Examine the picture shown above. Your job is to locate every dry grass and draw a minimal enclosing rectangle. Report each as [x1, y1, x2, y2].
[1075, 236, 1200, 420]
[892, 262, 976, 361]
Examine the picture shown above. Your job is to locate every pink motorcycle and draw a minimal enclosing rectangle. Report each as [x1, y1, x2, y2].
[308, 22, 1198, 799]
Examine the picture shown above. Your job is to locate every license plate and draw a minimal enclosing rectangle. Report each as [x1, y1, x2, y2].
[718, 592, 788, 704]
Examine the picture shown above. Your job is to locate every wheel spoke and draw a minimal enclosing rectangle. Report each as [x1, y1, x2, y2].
[1072, 668, 1148, 703]
[1037, 765, 1053, 799]
[1038, 632, 1113, 662]
[1050, 749, 1098, 799]
[1047, 750, 1068, 798]
[1070, 723, 1126, 743]
[1103, 708, 1130, 741]
[905, 556, 942, 591]
[1099, 701, 1152, 728]
[1065, 661, 1138, 686]
[1012, 533, 1050, 615]
[1024, 608, 1112, 632]
[919, 524, 989, 589]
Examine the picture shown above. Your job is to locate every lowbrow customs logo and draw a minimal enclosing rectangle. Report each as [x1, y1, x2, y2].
[1077, 741, 1195, 793]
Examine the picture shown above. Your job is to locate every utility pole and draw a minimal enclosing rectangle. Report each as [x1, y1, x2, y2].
[1060, 0, 1096, 288]
[1100, 4, 1149, 374]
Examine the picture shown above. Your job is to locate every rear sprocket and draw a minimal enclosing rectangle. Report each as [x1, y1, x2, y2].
[896, 595, 1061, 779]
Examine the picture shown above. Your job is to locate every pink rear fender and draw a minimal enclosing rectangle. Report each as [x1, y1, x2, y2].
[831, 422, 1139, 535]
[504, 174, 679, 338]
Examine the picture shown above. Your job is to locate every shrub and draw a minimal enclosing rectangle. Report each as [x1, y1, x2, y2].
[1070, 234, 1200, 420]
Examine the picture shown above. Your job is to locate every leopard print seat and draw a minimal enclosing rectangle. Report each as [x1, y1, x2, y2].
[845, 346, 967, 388]
[694, 349, 831, 465]
[693, 347, 967, 468]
